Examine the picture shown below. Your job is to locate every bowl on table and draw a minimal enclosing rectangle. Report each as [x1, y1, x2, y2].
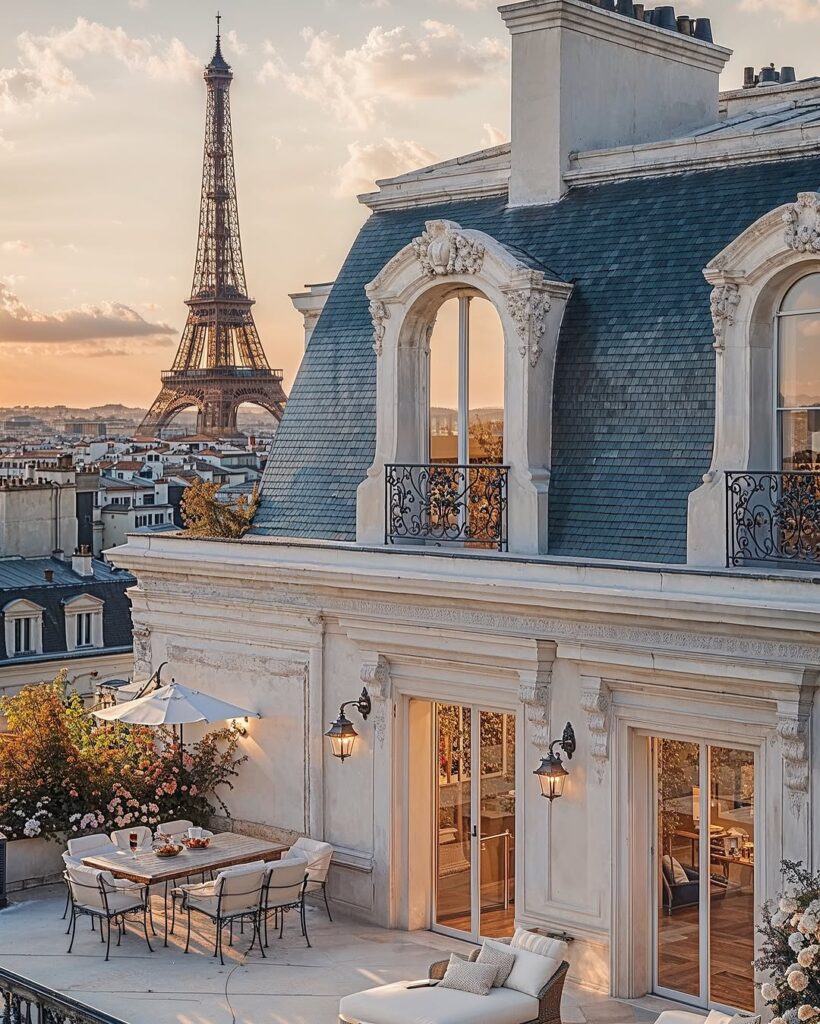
[181, 836, 211, 850]
[153, 842, 183, 858]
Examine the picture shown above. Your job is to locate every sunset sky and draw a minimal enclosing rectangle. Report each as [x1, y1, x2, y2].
[0, 0, 816, 409]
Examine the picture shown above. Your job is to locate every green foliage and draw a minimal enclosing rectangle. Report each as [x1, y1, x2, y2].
[0, 676, 247, 841]
[181, 479, 259, 538]
[755, 860, 820, 1024]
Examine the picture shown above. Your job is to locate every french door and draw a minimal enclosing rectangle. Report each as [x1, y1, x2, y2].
[652, 737, 756, 1012]
[433, 702, 516, 941]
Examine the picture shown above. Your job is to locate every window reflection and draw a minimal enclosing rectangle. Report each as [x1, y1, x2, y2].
[778, 274, 820, 470]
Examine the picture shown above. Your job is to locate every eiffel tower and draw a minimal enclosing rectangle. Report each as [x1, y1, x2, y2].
[139, 19, 286, 440]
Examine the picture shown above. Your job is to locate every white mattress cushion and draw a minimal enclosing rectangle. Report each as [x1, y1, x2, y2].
[338, 980, 539, 1024]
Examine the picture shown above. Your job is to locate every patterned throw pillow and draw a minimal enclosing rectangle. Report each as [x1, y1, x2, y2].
[727, 1015, 761, 1024]
[476, 940, 517, 986]
[438, 954, 497, 996]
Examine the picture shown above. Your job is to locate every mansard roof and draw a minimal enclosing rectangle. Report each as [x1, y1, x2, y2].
[254, 153, 820, 564]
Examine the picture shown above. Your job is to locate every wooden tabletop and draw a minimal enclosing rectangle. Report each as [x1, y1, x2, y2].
[82, 832, 287, 884]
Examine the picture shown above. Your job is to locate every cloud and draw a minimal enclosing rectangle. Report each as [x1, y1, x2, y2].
[225, 30, 247, 56]
[1, 240, 33, 254]
[738, 0, 818, 16]
[260, 20, 508, 129]
[0, 282, 175, 348]
[335, 137, 439, 196]
[0, 17, 199, 116]
[481, 123, 507, 147]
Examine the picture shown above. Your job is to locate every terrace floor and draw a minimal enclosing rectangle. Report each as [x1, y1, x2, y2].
[1, 885, 665, 1024]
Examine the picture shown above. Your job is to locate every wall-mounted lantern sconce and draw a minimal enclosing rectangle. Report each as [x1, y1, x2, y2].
[325, 688, 372, 762]
[533, 722, 576, 801]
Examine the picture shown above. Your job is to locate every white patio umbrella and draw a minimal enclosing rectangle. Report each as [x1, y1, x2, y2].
[92, 681, 260, 729]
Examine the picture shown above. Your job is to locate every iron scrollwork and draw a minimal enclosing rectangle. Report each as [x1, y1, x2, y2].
[385, 463, 509, 552]
[1, 967, 128, 1024]
[726, 471, 820, 567]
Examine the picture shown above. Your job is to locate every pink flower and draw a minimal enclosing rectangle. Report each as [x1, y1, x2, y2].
[69, 789, 79, 799]
[189, 786, 198, 796]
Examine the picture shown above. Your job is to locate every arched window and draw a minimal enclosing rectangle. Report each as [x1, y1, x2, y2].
[777, 273, 820, 471]
[428, 294, 505, 466]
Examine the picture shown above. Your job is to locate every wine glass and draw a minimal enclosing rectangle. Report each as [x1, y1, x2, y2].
[129, 831, 139, 859]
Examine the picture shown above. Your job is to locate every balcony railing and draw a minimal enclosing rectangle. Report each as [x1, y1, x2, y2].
[161, 367, 283, 382]
[0, 967, 128, 1024]
[385, 463, 509, 552]
[726, 471, 820, 567]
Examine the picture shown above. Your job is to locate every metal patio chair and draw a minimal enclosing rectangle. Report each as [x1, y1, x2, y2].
[260, 856, 311, 948]
[65, 865, 153, 962]
[179, 861, 267, 965]
[281, 837, 334, 921]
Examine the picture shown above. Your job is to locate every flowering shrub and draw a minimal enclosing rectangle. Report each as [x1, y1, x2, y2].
[0, 675, 246, 842]
[756, 861, 820, 1023]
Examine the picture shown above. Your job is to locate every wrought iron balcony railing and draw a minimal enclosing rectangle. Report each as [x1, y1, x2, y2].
[161, 367, 283, 382]
[385, 463, 509, 552]
[0, 966, 128, 1024]
[726, 471, 820, 567]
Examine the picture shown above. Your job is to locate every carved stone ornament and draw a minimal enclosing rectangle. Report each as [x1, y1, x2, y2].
[709, 284, 740, 354]
[776, 710, 810, 815]
[361, 653, 391, 746]
[132, 625, 152, 677]
[784, 192, 820, 253]
[412, 220, 485, 277]
[579, 679, 611, 782]
[519, 675, 551, 755]
[506, 288, 551, 367]
[369, 299, 390, 357]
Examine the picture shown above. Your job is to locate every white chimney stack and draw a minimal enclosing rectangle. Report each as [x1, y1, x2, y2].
[72, 546, 94, 577]
[500, 0, 732, 206]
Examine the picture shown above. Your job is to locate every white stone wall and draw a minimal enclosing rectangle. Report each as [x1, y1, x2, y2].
[111, 533, 820, 1000]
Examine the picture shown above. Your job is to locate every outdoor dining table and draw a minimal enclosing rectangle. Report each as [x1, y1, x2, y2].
[81, 832, 287, 946]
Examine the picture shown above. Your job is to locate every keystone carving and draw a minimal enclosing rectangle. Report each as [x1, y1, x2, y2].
[369, 299, 390, 357]
[579, 678, 611, 782]
[412, 220, 485, 277]
[506, 288, 551, 367]
[709, 284, 740, 354]
[784, 192, 820, 252]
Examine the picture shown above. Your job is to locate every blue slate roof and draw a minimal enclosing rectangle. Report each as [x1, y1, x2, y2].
[255, 156, 820, 563]
[0, 557, 135, 663]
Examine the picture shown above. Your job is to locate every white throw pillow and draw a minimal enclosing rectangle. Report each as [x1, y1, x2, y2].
[662, 854, 689, 885]
[438, 954, 497, 996]
[512, 928, 569, 962]
[492, 931, 567, 998]
[704, 1012, 734, 1024]
[476, 939, 516, 986]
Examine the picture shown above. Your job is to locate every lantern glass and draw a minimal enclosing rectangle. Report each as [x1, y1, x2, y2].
[325, 715, 359, 761]
[534, 754, 569, 800]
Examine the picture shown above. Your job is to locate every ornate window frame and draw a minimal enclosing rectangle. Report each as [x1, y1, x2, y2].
[357, 219, 573, 555]
[63, 593, 105, 652]
[2, 598, 44, 657]
[688, 192, 820, 565]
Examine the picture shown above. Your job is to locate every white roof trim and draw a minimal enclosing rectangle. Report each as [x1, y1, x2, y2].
[2, 597, 44, 615]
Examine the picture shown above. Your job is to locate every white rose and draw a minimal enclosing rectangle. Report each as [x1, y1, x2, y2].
[799, 947, 818, 967]
[798, 1007, 817, 1021]
[762, 983, 778, 1001]
[791, 933, 807, 951]
[782, 898, 800, 914]
[789, 971, 809, 992]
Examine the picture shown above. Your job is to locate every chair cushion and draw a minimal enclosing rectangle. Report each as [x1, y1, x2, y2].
[438, 955, 497, 996]
[104, 890, 145, 914]
[662, 855, 689, 886]
[339, 980, 539, 1024]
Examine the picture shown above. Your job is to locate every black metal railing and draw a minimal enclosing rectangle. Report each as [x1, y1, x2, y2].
[0, 968, 129, 1024]
[385, 463, 509, 551]
[726, 471, 820, 567]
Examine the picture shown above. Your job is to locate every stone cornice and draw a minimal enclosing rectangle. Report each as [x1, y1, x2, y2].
[119, 555, 820, 672]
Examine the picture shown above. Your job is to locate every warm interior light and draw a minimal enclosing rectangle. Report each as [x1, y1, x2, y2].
[533, 752, 569, 801]
[325, 713, 359, 761]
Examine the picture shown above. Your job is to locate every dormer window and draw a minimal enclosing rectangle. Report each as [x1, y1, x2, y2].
[3, 599, 44, 657]
[777, 273, 820, 471]
[63, 594, 104, 652]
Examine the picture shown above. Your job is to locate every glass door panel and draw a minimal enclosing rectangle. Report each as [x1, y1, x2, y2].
[656, 739, 701, 1000]
[435, 704, 472, 932]
[708, 747, 755, 1011]
[479, 710, 516, 938]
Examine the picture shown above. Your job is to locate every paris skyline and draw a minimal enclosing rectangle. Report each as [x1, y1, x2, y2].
[0, 0, 814, 408]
